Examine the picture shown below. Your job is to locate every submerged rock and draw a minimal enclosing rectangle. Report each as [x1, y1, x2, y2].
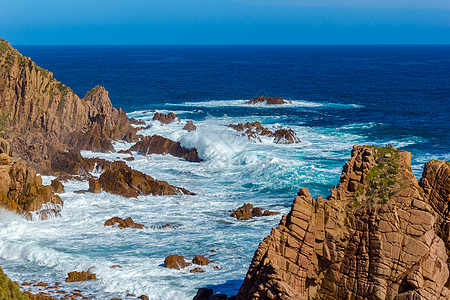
[230, 203, 279, 220]
[244, 96, 292, 105]
[272, 128, 301, 144]
[183, 120, 197, 132]
[237, 145, 450, 300]
[153, 112, 180, 124]
[104, 217, 144, 229]
[128, 135, 202, 162]
[164, 255, 191, 270]
[65, 270, 96, 283]
[190, 267, 205, 273]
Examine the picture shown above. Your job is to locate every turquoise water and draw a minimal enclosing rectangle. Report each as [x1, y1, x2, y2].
[0, 45, 448, 299]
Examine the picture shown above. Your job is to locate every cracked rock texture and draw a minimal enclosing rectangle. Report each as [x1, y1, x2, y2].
[238, 145, 450, 300]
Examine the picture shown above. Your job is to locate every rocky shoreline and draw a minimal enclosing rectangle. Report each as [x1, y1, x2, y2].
[1, 38, 449, 300]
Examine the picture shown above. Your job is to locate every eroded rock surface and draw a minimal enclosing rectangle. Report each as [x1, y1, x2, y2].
[183, 120, 197, 132]
[0, 39, 139, 174]
[129, 135, 202, 162]
[164, 255, 191, 270]
[237, 146, 450, 300]
[65, 271, 96, 283]
[244, 96, 292, 105]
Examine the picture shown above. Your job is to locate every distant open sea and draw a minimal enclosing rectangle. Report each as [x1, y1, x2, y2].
[0, 45, 449, 299]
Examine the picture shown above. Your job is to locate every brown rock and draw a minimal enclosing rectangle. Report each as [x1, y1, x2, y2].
[110, 265, 122, 269]
[123, 156, 134, 161]
[73, 190, 85, 194]
[237, 146, 450, 300]
[272, 128, 301, 144]
[230, 203, 279, 220]
[164, 255, 191, 270]
[183, 120, 197, 132]
[128, 135, 202, 162]
[138, 296, 149, 300]
[104, 217, 144, 229]
[87, 178, 101, 193]
[65, 270, 96, 283]
[51, 179, 65, 193]
[244, 96, 292, 105]
[0, 153, 10, 165]
[190, 267, 205, 273]
[192, 255, 210, 266]
[152, 112, 180, 124]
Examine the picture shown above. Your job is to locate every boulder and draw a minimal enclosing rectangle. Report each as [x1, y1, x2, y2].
[65, 271, 96, 283]
[87, 178, 101, 193]
[272, 128, 301, 144]
[153, 112, 180, 124]
[128, 135, 202, 162]
[50, 179, 65, 193]
[230, 203, 279, 220]
[244, 96, 292, 105]
[104, 217, 144, 229]
[192, 255, 210, 266]
[164, 255, 191, 270]
[183, 120, 197, 132]
[190, 267, 205, 273]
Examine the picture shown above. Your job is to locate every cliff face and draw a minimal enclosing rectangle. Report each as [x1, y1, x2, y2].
[238, 146, 450, 300]
[0, 39, 138, 173]
[0, 266, 26, 300]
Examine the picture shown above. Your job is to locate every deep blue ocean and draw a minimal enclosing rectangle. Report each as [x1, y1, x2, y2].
[0, 45, 448, 299]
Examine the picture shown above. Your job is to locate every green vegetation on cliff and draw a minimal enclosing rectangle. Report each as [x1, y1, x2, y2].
[0, 266, 26, 300]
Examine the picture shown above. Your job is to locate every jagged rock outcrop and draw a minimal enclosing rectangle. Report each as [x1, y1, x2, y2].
[0, 149, 62, 219]
[244, 97, 292, 105]
[153, 112, 180, 124]
[0, 265, 27, 299]
[183, 120, 197, 132]
[228, 122, 300, 144]
[420, 160, 450, 286]
[192, 255, 210, 266]
[0, 38, 139, 173]
[128, 135, 202, 162]
[238, 146, 450, 300]
[51, 150, 193, 197]
[104, 217, 144, 229]
[230, 203, 280, 220]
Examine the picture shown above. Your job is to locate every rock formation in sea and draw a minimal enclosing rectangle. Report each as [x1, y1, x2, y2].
[228, 122, 300, 144]
[237, 145, 450, 300]
[104, 217, 145, 229]
[230, 203, 280, 220]
[244, 96, 292, 105]
[153, 112, 180, 124]
[52, 150, 193, 197]
[128, 135, 203, 162]
[183, 120, 197, 132]
[0, 38, 140, 174]
[0, 139, 62, 219]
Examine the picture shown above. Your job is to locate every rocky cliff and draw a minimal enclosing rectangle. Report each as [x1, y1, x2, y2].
[237, 146, 450, 300]
[0, 38, 139, 173]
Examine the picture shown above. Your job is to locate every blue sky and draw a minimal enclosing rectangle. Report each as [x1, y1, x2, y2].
[1, 0, 449, 45]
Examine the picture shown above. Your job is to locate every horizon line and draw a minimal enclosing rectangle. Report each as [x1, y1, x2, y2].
[14, 43, 450, 47]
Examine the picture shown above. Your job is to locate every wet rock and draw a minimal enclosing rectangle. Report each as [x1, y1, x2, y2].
[272, 128, 301, 144]
[237, 146, 450, 300]
[51, 179, 65, 193]
[192, 255, 210, 266]
[0, 153, 10, 165]
[104, 217, 144, 229]
[73, 190, 85, 194]
[228, 122, 300, 144]
[164, 255, 191, 270]
[244, 96, 292, 105]
[193, 288, 213, 300]
[110, 265, 122, 269]
[150, 223, 177, 229]
[230, 203, 279, 220]
[118, 149, 132, 155]
[152, 112, 180, 124]
[123, 156, 134, 161]
[190, 267, 205, 273]
[183, 120, 197, 132]
[128, 135, 202, 162]
[87, 178, 101, 193]
[65, 270, 96, 282]
[138, 295, 149, 300]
